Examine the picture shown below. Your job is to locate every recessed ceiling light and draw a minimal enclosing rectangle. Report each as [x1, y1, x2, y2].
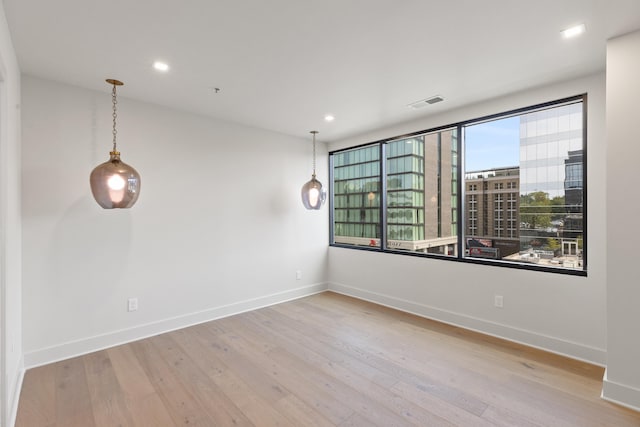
[561, 24, 586, 39]
[153, 61, 170, 72]
[324, 114, 335, 122]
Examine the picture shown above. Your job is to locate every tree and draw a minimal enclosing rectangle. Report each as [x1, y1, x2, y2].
[520, 191, 553, 229]
[547, 238, 561, 254]
[550, 195, 566, 221]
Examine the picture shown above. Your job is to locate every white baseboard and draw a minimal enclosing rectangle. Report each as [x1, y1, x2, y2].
[602, 369, 640, 412]
[24, 283, 328, 369]
[328, 281, 606, 366]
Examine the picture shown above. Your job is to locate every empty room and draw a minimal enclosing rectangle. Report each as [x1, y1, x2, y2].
[2, 1, 640, 426]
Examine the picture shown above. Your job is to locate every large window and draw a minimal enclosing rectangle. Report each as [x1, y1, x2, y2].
[333, 144, 382, 247]
[329, 96, 586, 274]
[332, 129, 457, 255]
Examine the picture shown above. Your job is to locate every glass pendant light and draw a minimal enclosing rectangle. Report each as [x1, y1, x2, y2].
[301, 130, 327, 210]
[90, 79, 141, 209]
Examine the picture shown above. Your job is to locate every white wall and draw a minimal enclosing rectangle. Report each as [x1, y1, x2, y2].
[328, 73, 607, 364]
[0, 3, 23, 426]
[604, 29, 640, 410]
[21, 76, 329, 366]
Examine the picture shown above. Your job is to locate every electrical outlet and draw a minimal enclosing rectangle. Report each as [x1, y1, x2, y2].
[494, 295, 504, 308]
[128, 297, 138, 312]
[296, 270, 302, 280]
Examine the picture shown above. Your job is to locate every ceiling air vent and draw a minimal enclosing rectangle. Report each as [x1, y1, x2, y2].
[408, 95, 444, 109]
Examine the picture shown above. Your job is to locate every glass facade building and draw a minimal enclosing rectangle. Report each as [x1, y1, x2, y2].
[519, 102, 583, 197]
[332, 129, 458, 255]
[333, 145, 381, 247]
[387, 136, 425, 242]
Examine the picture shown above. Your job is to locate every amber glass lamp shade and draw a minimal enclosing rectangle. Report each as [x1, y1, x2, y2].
[301, 174, 326, 210]
[90, 151, 141, 209]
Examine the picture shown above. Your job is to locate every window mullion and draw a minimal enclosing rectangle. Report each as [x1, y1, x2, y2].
[457, 124, 464, 259]
[328, 153, 336, 245]
[380, 143, 388, 250]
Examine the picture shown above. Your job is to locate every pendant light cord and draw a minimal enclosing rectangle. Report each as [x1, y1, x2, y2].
[112, 83, 118, 152]
[311, 130, 318, 178]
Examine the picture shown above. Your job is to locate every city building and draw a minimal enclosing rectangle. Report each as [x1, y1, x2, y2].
[464, 167, 520, 258]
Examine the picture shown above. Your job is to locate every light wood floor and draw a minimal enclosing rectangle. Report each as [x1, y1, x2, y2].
[15, 291, 640, 426]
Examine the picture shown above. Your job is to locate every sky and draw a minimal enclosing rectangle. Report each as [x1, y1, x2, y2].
[464, 116, 520, 172]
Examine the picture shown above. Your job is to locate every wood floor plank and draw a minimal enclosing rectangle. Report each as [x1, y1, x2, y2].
[149, 331, 256, 426]
[129, 339, 218, 426]
[192, 322, 356, 425]
[269, 298, 492, 416]
[106, 344, 157, 401]
[83, 350, 136, 427]
[296, 293, 603, 425]
[127, 392, 178, 427]
[207, 365, 296, 427]
[171, 325, 336, 427]
[390, 380, 495, 427]
[243, 309, 401, 390]
[264, 344, 412, 426]
[241, 308, 456, 426]
[182, 320, 290, 405]
[16, 291, 640, 427]
[14, 363, 56, 427]
[274, 394, 336, 427]
[53, 356, 96, 427]
[105, 342, 176, 426]
[338, 412, 381, 427]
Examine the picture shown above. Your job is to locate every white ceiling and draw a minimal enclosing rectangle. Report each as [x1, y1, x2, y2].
[5, 0, 640, 142]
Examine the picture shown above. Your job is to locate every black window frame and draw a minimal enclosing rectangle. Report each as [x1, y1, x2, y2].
[329, 94, 587, 277]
